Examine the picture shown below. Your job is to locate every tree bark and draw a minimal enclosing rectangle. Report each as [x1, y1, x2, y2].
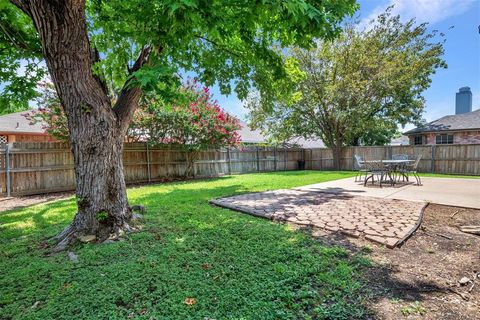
[19, 0, 144, 250]
[185, 150, 199, 178]
[53, 132, 131, 250]
[332, 144, 342, 170]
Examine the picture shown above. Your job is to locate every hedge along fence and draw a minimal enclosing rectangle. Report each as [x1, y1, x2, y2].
[0, 142, 305, 196]
[0, 142, 478, 196]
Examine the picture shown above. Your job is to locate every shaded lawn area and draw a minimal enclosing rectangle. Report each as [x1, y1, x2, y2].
[0, 171, 374, 320]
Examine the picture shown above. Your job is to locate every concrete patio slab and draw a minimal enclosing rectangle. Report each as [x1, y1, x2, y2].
[295, 177, 480, 209]
[211, 190, 426, 248]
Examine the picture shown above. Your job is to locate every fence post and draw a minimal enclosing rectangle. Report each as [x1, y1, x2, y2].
[227, 148, 231, 175]
[145, 142, 151, 182]
[256, 146, 260, 172]
[310, 149, 313, 170]
[284, 147, 287, 171]
[5, 144, 11, 197]
[319, 149, 323, 170]
[352, 146, 356, 170]
[302, 148, 306, 170]
[273, 147, 277, 171]
[431, 145, 436, 173]
[192, 152, 196, 178]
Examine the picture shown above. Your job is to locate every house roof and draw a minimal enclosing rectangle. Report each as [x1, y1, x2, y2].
[288, 137, 325, 148]
[237, 121, 325, 148]
[0, 112, 328, 147]
[237, 121, 266, 144]
[404, 108, 480, 135]
[388, 135, 410, 145]
[0, 111, 47, 135]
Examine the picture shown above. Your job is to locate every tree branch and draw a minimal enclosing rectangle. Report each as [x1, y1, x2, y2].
[194, 35, 243, 59]
[113, 45, 154, 131]
[9, 0, 30, 15]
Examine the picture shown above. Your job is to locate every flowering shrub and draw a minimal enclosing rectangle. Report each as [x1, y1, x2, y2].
[168, 84, 241, 149]
[26, 81, 242, 176]
[135, 81, 242, 176]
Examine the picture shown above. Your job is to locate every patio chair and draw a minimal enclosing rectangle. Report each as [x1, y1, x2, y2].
[401, 154, 422, 185]
[391, 154, 409, 182]
[392, 154, 409, 160]
[364, 161, 393, 187]
[354, 154, 367, 182]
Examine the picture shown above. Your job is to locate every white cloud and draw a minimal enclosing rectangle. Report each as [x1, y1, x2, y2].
[361, 0, 476, 28]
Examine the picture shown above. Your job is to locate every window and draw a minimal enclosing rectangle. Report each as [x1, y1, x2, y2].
[436, 134, 453, 144]
[0, 135, 7, 144]
[413, 135, 423, 145]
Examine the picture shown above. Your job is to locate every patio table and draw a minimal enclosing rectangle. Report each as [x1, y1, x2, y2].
[361, 159, 414, 186]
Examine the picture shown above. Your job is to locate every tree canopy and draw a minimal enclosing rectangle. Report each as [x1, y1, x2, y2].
[247, 8, 447, 167]
[1, 0, 359, 249]
[0, 0, 44, 114]
[1, 0, 358, 111]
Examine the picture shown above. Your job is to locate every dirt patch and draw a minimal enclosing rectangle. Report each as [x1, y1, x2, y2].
[293, 204, 480, 320]
[363, 204, 480, 319]
[295, 204, 480, 319]
[0, 192, 72, 213]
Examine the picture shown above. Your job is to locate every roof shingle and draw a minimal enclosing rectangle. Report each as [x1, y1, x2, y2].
[0, 111, 47, 134]
[405, 108, 480, 135]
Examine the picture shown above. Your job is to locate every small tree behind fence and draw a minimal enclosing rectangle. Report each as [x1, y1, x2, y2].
[0, 142, 478, 196]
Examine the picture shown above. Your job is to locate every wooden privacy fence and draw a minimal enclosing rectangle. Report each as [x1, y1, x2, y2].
[305, 144, 480, 175]
[0, 142, 305, 196]
[0, 142, 478, 196]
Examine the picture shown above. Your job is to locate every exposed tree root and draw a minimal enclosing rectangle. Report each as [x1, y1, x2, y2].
[50, 217, 137, 252]
[51, 224, 78, 252]
[49, 204, 147, 252]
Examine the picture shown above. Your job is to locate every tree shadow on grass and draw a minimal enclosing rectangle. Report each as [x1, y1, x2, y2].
[0, 198, 76, 242]
[293, 224, 461, 318]
[128, 186, 373, 318]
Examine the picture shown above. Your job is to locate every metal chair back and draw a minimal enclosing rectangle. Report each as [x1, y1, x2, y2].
[354, 154, 364, 169]
[412, 154, 422, 170]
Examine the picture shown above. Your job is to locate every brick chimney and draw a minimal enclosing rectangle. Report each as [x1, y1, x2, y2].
[455, 87, 472, 114]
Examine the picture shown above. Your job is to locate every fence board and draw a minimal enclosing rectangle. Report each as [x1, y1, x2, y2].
[0, 142, 478, 196]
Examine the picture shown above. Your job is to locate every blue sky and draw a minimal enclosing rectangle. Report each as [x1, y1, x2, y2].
[210, 0, 480, 131]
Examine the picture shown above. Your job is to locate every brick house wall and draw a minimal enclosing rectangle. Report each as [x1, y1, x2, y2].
[409, 130, 480, 145]
[425, 133, 435, 145]
[454, 130, 480, 144]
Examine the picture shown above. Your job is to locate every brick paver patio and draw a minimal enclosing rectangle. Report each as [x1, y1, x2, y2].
[210, 190, 426, 248]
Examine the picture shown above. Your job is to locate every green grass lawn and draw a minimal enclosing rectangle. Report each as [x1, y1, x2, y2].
[0, 171, 374, 320]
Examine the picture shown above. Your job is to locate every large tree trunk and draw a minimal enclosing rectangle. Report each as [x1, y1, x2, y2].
[332, 145, 342, 170]
[17, 0, 147, 250]
[53, 128, 132, 250]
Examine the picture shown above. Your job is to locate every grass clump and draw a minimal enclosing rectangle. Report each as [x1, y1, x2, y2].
[400, 301, 426, 316]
